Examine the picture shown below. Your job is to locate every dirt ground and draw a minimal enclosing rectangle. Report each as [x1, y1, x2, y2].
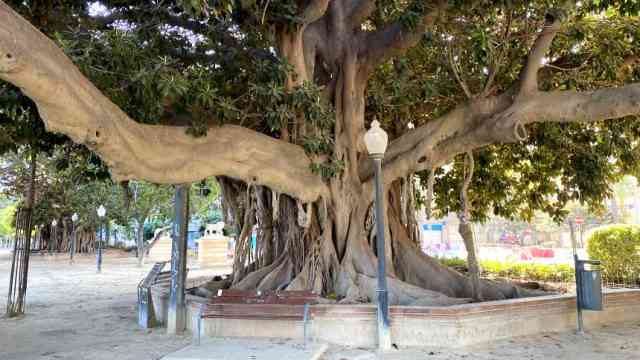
[0, 249, 207, 360]
[1, 248, 640, 360]
[322, 325, 640, 360]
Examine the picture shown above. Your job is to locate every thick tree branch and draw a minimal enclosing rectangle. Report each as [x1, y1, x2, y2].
[362, 1, 446, 71]
[518, 12, 563, 94]
[513, 84, 640, 127]
[384, 83, 640, 190]
[432, 85, 640, 165]
[0, 1, 327, 202]
[359, 93, 513, 184]
[301, 0, 330, 24]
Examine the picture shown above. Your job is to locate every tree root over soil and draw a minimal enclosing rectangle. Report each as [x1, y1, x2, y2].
[194, 202, 546, 307]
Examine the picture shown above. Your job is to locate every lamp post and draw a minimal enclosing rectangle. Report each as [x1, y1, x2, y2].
[364, 119, 391, 351]
[51, 219, 58, 255]
[97, 205, 106, 273]
[70, 213, 78, 264]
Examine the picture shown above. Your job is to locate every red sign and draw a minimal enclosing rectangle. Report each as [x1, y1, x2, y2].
[575, 216, 584, 225]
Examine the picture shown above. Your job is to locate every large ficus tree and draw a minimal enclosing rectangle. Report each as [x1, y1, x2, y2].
[0, 0, 638, 304]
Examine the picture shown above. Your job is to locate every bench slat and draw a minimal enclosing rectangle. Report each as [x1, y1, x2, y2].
[198, 290, 317, 321]
[201, 303, 308, 320]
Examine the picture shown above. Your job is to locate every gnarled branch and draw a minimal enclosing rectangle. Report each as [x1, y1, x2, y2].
[0, 1, 327, 202]
[429, 83, 640, 175]
[362, 1, 446, 72]
[518, 11, 564, 94]
[360, 81, 640, 202]
[301, 0, 330, 24]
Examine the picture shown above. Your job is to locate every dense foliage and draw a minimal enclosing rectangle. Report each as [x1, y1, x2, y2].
[587, 224, 640, 284]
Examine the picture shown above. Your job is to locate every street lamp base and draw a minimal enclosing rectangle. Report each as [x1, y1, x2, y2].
[378, 333, 391, 351]
[377, 309, 391, 351]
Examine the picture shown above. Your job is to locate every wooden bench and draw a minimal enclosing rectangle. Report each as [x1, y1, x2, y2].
[193, 290, 319, 344]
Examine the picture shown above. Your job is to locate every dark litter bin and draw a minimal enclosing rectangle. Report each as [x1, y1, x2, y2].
[576, 259, 603, 311]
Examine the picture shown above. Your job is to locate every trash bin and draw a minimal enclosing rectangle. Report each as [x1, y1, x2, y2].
[576, 259, 603, 311]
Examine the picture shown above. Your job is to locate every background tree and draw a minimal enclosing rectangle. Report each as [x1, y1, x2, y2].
[0, 200, 16, 246]
[0, 145, 179, 252]
[121, 181, 173, 266]
[191, 179, 223, 226]
[0, 1, 639, 304]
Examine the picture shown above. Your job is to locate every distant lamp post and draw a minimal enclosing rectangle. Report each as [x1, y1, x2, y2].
[70, 213, 79, 264]
[97, 205, 106, 273]
[364, 119, 391, 351]
[51, 219, 58, 255]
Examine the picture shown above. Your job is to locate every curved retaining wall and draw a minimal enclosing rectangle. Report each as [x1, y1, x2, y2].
[150, 288, 640, 348]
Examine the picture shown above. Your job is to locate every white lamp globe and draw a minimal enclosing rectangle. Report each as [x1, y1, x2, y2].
[71, 213, 79, 222]
[364, 119, 389, 156]
[97, 205, 106, 218]
[51, 219, 57, 227]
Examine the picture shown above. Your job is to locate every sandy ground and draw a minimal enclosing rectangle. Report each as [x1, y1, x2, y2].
[322, 324, 640, 360]
[0, 249, 216, 360]
[1, 248, 640, 360]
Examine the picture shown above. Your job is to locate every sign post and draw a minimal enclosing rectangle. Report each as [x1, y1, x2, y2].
[575, 215, 585, 248]
[569, 220, 584, 334]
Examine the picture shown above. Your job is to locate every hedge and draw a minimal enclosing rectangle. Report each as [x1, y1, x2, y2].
[587, 224, 640, 285]
[437, 258, 574, 283]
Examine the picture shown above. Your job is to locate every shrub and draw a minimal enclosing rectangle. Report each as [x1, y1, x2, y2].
[0, 204, 16, 238]
[587, 224, 640, 285]
[436, 258, 574, 283]
[437, 257, 467, 268]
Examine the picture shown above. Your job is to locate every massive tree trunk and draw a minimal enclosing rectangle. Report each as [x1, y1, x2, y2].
[1, 1, 639, 304]
[213, 2, 533, 305]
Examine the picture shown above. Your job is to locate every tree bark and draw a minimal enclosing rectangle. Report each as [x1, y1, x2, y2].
[458, 152, 482, 301]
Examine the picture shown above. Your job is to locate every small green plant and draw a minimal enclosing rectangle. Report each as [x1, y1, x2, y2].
[436, 258, 574, 283]
[587, 224, 640, 285]
[437, 257, 467, 268]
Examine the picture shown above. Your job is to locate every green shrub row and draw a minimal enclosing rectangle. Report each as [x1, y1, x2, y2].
[437, 258, 575, 283]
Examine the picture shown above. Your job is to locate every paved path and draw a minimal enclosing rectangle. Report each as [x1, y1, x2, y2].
[0, 252, 210, 360]
[322, 324, 640, 360]
[0, 247, 10, 260]
[162, 339, 327, 360]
